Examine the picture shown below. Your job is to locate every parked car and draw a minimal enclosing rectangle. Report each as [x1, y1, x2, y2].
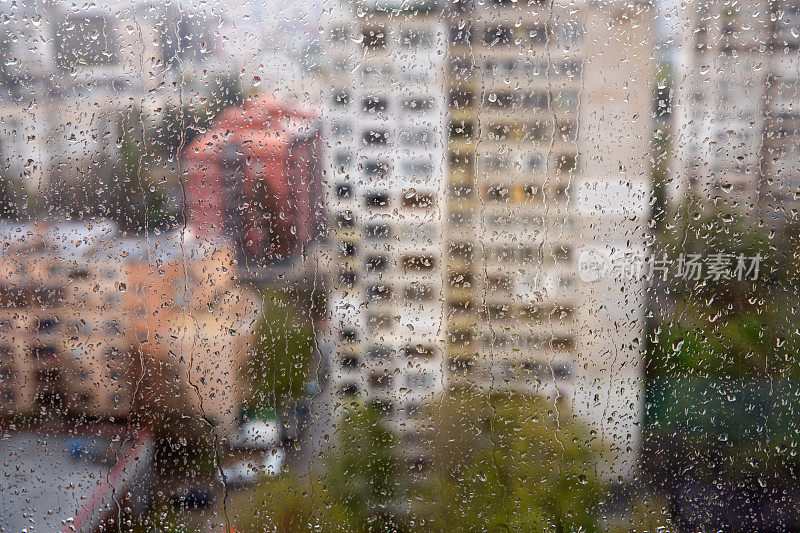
[231, 419, 281, 450]
[218, 449, 285, 487]
[170, 488, 212, 509]
[66, 437, 109, 462]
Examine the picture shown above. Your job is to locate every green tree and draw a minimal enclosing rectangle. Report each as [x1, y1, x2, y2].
[124, 502, 200, 533]
[239, 395, 672, 532]
[105, 134, 169, 233]
[235, 473, 356, 532]
[647, 205, 777, 378]
[244, 287, 315, 418]
[418, 390, 605, 532]
[325, 403, 403, 530]
[644, 204, 800, 520]
[236, 402, 401, 532]
[154, 105, 211, 159]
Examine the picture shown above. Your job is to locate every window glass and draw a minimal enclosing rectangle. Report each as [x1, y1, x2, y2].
[2, 0, 798, 531]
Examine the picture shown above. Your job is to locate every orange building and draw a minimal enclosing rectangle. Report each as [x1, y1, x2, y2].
[0, 222, 260, 434]
[183, 96, 323, 261]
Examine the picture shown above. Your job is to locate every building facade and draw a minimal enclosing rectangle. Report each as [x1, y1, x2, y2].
[322, 0, 653, 474]
[0, 222, 260, 434]
[672, 0, 800, 221]
[0, 0, 264, 195]
[184, 96, 323, 261]
[322, 1, 449, 439]
[443, 0, 652, 474]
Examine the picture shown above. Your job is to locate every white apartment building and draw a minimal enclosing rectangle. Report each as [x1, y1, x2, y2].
[322, 0, 652, 475]
[672, 0, 800, 221]
[322, 1, 449, 433]
[0, 0, 264, 193]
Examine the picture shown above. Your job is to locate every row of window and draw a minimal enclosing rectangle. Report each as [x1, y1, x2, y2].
[483, 181, 573, 202]
[448, 181, 574, 206]
[330, 125, 437, 147]
[453, 23, 584, 48]
[476, 303, 575, 321]
[334, 210, 573, 241]
[447, 266, 572, 290]
[327, 56, 582, 84]
[332, 218, 440, 244]
[449, 57, 583, 80]
[448, 328, 575, 349]
[333, 159, 437, 180]
[337, 245, 438, 268]
[446, 209, 576, 230]
[327, 61, 438, 84]
[331, 129, 436, 153]
[481, 90, 579, 111]
[0, 344, 58, 360]
[336, 269, 443, 290]
[337, 340, 437, 357]
[329, 26, 438, 48]
[1, 262, 122, 280]
[331, 92, 436, 113]
[338, 268, 575, 294]
[336, 371, 438, 392]
[481, 211, 576, 231]
[335, 152, 574, 181]
[328, 23, 584, 50]
[329, 121, 577, 147]
[335, 263, 572, 292]
[450, 241, 577, 264]
[0, 344, 126, 360]
[332, 191, 438, 215]
[490, 360, 573, 382]
[362, 281, 437, 301]
[335, 358, 572, 401]
[449, 120, 578, 144]
[483, 153, 550, 172]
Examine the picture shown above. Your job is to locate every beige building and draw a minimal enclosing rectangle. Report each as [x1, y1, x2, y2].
[0, 222, 120, 416]
[672, 0, 800, 221]
[0, 222, 260, 434]
[134, 241, 261, 434]
[323, 0, 653, 475]
[0, 243, 67, 413]
[0, 0, 260, 193]
[448, 0, 653, 474]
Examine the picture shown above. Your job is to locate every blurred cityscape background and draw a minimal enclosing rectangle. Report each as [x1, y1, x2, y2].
[0, 0, 799, 531]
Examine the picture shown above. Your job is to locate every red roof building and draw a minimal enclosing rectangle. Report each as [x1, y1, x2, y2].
[183, 96, 323, 260]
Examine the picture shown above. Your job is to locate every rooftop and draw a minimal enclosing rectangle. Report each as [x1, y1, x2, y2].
[0, 429, 153, 533]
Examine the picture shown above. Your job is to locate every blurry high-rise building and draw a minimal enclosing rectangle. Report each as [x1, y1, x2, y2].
[322, 1, 449, 431]
[0, 0, 266, 195]
[442, 0, 653, 475]
[672, 0, 800, 221]
[322, 0, 653, 474]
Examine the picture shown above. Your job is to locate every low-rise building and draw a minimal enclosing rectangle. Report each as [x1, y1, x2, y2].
[184, 96, 323, 262]
[0, 221, 261, 434]
[0, 428, 153, 533]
